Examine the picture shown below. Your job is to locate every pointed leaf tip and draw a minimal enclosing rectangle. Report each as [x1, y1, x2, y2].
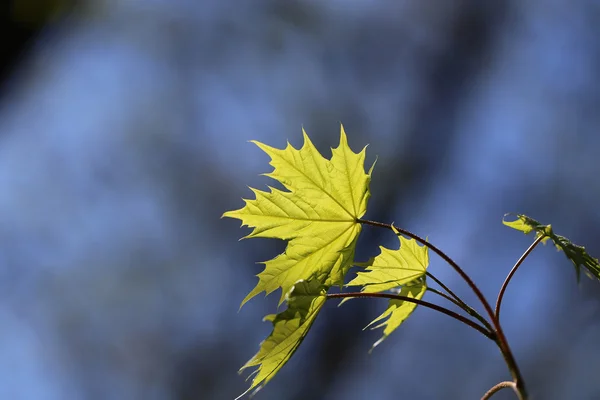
[339, 123, 348, 145]
[301, 127, 313, 147]
[368, 155, 377, 176]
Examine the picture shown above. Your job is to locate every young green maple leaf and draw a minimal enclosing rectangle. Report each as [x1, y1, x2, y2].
[503, 213, 600, 282]
[237, 280, 327, 399]
[223, 125, 373, 305]
[502, 213, 551, 241]
[346, 227, 429, 347]
[366, 279, 427, 350]
[347, 227, 429, 293]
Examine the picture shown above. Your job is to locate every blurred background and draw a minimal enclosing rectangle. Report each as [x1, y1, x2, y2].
[1, 0, 600, 399]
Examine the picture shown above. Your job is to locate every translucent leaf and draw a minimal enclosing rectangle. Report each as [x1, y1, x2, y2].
[344, 228, 429, 348]
[366, 279, 427, 350]
[552, 233, 600, 282]
[502, 213, 551, 244]
[502, 213, 542, 235]
[503, 213, 600, 281]
[223, 125, 373, 305]
[236, 280, 327, 399]
[347, 227, 429, 292]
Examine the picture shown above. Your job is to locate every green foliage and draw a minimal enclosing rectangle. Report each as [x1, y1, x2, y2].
[223, 126, 373, 306]
[365, 278, 427, 349]
[225, 126, 385, 396]
[503, 214, 600, 281]
[236, 280, 327, 399]
[346, 226, 429, 348]
[348, 226, 429, 293]
[502, 213, 549, 237]
[226, 128, 599, 399]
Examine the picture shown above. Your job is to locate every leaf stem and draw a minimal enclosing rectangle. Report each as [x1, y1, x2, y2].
[357, 218, 528, 399]
[358, 219, 496, 319]
[327, 292, 495, 340]
[426, 287, 494, 334]
[426, 287, 464, 308]
[495, 235, 545, 321]
[425, 271, 463, 304]
[481, 381, 521, 400]
[426, 272, 494, 333]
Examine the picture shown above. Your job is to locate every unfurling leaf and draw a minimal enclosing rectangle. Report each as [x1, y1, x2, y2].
[551, 234, 600, 282]
[236, 280, 327, 399]
[502, 213, 551, 243]
[503, 213, 600, 282]
[347, 227, 429, 293]
[366, 279, 427, 350]
[223, 125, 373, 305]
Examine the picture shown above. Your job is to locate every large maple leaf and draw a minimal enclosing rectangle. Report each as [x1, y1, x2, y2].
[223, 125, 373, 305]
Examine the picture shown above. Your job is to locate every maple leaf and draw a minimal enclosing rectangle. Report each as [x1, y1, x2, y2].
[502, 213, 551, 243]
[223, 125, 373, 305]
[236, 280, 327, 399]
[366, 278, 427, 350]
[347, 227, 429, 347]
[347, 227, 429, 293]
[503, 214, 600, 282]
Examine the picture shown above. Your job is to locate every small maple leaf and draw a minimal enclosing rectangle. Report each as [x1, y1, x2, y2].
[366, 278, 427, 350]
[347, 226, 429, 293]
[236, 280, 327, 399]
[347, 227, 429, 347]
[223, 125, 374, 305]
[502, 213, 551, 243]
[503, 213, 600, 282]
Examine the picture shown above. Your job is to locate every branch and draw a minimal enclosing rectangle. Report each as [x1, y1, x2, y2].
[327, 292, 495, 340]
[357, 218, 528, 398]
[358, 219, 496, 321]
[495, 235, 545, 320]
[426, 271, 463, 305]
[426, 287, 465, 309]
[481, 381, 521, 400]
[426, 272, 494, 333]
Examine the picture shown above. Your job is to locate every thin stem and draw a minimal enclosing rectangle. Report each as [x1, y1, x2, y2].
[357, 218, 528, 399]
[495, 235, 545, 321]
[427, 272, 494, 333]
[427, 287, 464, 309]
[494, 323, 527, 399]
[358, 219, 495, 319]
[327, 292, 495, 340]
[426, 271, 463, 305]
[481, 381, 521, 400]
[426, 287, 494, 334]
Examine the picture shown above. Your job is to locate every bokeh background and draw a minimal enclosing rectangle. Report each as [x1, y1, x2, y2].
[2, 1, 600, 399]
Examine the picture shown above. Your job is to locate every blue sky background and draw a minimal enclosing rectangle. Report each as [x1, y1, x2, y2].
[1, 1, 600, 399]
